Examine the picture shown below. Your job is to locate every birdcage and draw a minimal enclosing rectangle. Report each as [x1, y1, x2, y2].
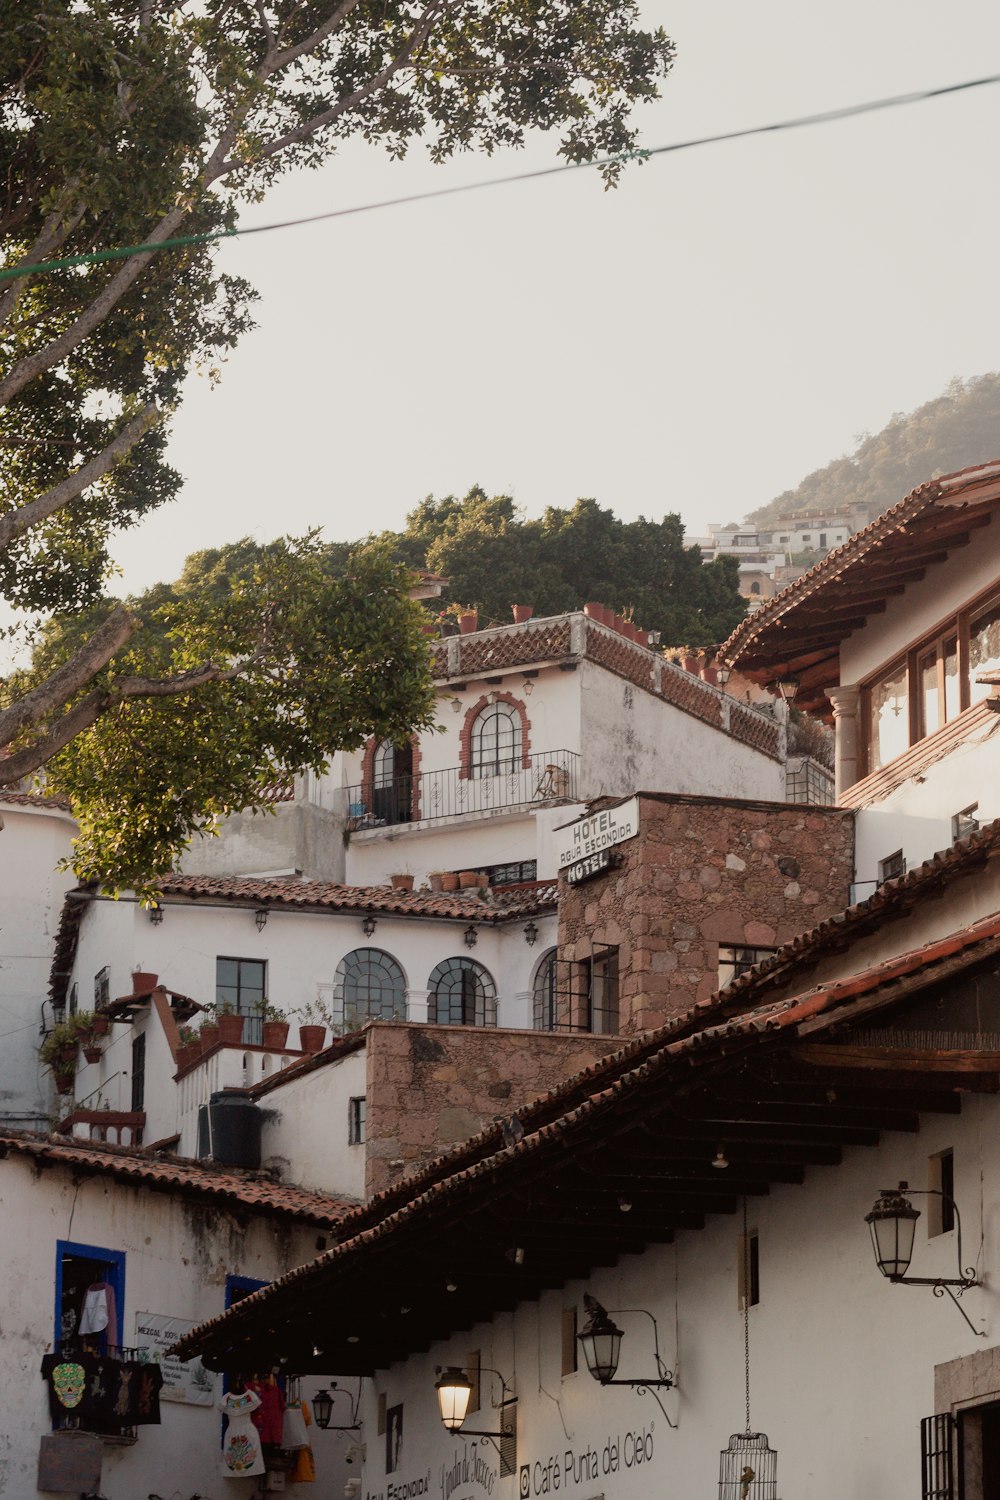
[718, 1431, 779, 1500]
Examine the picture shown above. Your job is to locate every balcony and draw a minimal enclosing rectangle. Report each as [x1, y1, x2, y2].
[344, 748, 580, 829]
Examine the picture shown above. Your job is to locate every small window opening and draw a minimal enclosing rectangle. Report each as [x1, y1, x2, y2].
[738, 1231, 760, 1309]
[561, 1307, 578, 1376]
[953, 805, 980, 844]
[928, 1149, 955, 1236]
[348, 1096, 366, 1145]
[878, 849, 907, 886]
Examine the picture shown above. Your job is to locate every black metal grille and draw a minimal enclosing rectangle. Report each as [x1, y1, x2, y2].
[921, 1413, 956, 1500]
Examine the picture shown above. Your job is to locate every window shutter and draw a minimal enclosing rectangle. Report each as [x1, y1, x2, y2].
[921, 1413, 956, 1500]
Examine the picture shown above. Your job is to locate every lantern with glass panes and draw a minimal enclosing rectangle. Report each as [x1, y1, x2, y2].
[864, 1181, 984, 1337]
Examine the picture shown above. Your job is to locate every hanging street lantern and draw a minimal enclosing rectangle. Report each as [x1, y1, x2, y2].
[577, 1298, 624, 1384]
[435, 1368, 474, 1433]
[312, 1388, 334, 1429]
[865, 1184, 921, 1279]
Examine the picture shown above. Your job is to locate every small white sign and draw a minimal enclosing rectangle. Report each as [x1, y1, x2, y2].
[557, 797, 639, 870]
[134, 1312, 215, 1405]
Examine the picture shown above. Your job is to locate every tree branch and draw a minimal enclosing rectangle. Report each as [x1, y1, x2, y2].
[0, 402, 162, 550]
[0, 691, 107, 783]
[0, 605, 137, 749]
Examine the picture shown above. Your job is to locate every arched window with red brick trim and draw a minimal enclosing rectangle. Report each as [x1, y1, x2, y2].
[470, 702, 521, 778]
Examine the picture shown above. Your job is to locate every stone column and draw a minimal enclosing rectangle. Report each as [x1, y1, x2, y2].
[827, 685, 861, 800]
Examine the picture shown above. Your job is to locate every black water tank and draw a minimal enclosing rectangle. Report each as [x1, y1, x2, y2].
[206, 1089, 262, 1169]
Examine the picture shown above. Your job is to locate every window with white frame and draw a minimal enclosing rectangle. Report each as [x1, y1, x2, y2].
[532, 949, 558, 1030]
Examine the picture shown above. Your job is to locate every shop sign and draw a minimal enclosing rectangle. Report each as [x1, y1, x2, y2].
[134, 1312, 215, 1405]
[557, 799, 639, 871]
[518, 1423, 655, 1497]
[565, 849, 613, 885]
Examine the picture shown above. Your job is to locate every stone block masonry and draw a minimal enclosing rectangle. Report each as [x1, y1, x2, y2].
[365, 1023, 616, 1197]
[558, 791, 854, 1033]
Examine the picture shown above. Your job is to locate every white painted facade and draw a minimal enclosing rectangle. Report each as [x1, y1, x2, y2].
[0, 798, 77, 1127]
[1, 1147, 350, 1500]
[355, 1096, 992, 1500]
[258, 1044, 368, 1199]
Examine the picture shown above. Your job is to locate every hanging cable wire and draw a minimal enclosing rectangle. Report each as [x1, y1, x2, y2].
[1, 71, 998, 287]
[742, 1196, 752, 1434]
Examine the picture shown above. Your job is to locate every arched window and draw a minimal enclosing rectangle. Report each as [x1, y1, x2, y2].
[532, 948, 558, 1030]
[334, 949, 407, 1031]
[471, 703, 521, 778]
[427, 958, 497, 1027]
[372, 740, 413, 825]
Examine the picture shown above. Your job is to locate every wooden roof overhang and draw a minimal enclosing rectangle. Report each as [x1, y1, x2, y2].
[172, 926, 1000, 1378]
[719, 463, 1000, 716]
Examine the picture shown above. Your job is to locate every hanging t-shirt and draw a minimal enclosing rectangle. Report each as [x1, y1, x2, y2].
[40, 1353, 93, 1422]
[221, 1388, 265, 1478]
[79, 1282, 117, 1338]
[133, 1362, 164, 1425]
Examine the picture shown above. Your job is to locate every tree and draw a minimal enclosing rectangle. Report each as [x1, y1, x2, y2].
[383, 487, 747, 644]
[0, 2, 674, 883]
[747, 373, 1000, 529]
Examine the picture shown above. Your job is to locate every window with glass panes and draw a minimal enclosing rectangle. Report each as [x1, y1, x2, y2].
[427, 958, 497, 1026]
[862, 585, 1000, 774]
[586, 947, 619, 1034]
[471, 703, 522, 777]
[334, 949, 406, 1030]
[215, 957, 266, 1042]
[532, 949, 558, 1029]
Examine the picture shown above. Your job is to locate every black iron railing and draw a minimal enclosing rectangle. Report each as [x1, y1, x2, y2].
[344, 748, 580, 829]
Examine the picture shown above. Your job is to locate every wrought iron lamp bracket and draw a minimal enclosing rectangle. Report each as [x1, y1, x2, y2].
[883, 1186, 985, 1338]
[435, 1365, 515, 1449]
[596, 1308, 677, 1426]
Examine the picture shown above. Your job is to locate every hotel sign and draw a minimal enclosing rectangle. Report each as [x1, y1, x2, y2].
[558, 798, 639, 872]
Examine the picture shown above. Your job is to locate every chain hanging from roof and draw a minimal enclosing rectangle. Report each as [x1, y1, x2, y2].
[717, 1198, 779, 1500]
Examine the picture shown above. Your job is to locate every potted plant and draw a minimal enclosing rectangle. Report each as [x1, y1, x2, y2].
[389, 872, 414, 892]
[40, 1016, 88, 1074]
[199, 1013, 221, 1049]
[292, 1003, 327, 1055]
[214, 1000, 245, 1044]
[176, 1024, 202, 1070]
[458, 869, 480, 889]
[440, 871, 460, 892]
[428, 872, 446, 893]
[261, 1004, 290, 1050]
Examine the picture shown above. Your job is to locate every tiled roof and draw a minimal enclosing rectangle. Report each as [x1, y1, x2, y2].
[0, 787, 72, 811]
[720, 461, 1000, 712]
[153, 873, 558, 923]
[172, 889, 1000, 1372]
[0, 1131, 352, 1226]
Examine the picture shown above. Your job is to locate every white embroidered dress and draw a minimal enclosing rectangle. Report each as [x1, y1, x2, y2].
[220, 1387, 265, 1478]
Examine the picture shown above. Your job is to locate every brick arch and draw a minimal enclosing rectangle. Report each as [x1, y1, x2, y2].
[459, 692, 531, 780]
[359, 735, 423, 820]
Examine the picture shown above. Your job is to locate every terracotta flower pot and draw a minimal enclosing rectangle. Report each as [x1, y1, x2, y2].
[262, 1020, 290, 1050]
[458, 870, 480, 889]
[54, 1072, 74, 1095]
[217, 1012, 245, 1044]
[428, 873, 445, 893]
[458, 609, 478, 635]
[200, 1022, 220, 1049]
[83, 1045, 102, 1065]
[59, 1042, 78, 1065]
[177, 1041, 201, 1071]
[512, 604, 533, 623]
[389, 873, 414, 891]
[475, 873, 489, 890]
[440, 872, 459, 892]
[90, 1015, 110, 1037]
[131, 971, 158, 994]
[298, 1024, 325, 1054]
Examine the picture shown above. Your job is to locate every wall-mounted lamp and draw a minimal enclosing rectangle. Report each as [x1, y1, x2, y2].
[577, 1295, 675, 1422]
[523, 677, 534, 695]
[435, 1366, 515, 1450]
[711, 1143, 729, 1170]
[523, 920, 539, 947]
[254, 907, 269, 933]
[361, 915, 377, 938]
[147, 905, 164, 926]
[311, 1382, 361, 1431]
[865, 1181, 984, 1337]
[715, 664, 731, 686]
[774, 676, 799, 702]
[450, 697, 462, 713]
[464, 924, 478, 949]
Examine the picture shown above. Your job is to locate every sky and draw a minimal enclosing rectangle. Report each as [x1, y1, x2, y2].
[108, 0, 1000, 595]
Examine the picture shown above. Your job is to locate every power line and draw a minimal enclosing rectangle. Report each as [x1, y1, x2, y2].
[1, 70, 998, 287]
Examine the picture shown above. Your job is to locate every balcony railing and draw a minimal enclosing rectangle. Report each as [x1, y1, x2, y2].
[344, 748, 580, 829]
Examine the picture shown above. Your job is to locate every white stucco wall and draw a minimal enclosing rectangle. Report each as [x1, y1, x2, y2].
[0, 802, 77, 1125]
[852, 718, 1000, 889]
[0, 1152, 347, 1500]
[578, 660, 785, 803]
[355, 1099, 996, 1500]
[259, 1045, 368, 1199]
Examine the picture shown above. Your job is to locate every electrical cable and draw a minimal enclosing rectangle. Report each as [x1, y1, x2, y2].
[1, 70, 998, 287]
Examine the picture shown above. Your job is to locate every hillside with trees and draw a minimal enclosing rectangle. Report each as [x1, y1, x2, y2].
[748, 374, 1000, 528]
[379, 487, 747, 647]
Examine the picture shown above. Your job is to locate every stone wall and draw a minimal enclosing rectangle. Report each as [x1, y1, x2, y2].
[365, 1022, 615, 1197]
[558, 792, 854, 1032]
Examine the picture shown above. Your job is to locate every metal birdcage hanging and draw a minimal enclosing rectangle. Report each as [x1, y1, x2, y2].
[718, 1199, 779, 1500]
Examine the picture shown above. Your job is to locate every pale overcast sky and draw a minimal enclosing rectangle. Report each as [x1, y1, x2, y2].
[109, 0, 1000, 595]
